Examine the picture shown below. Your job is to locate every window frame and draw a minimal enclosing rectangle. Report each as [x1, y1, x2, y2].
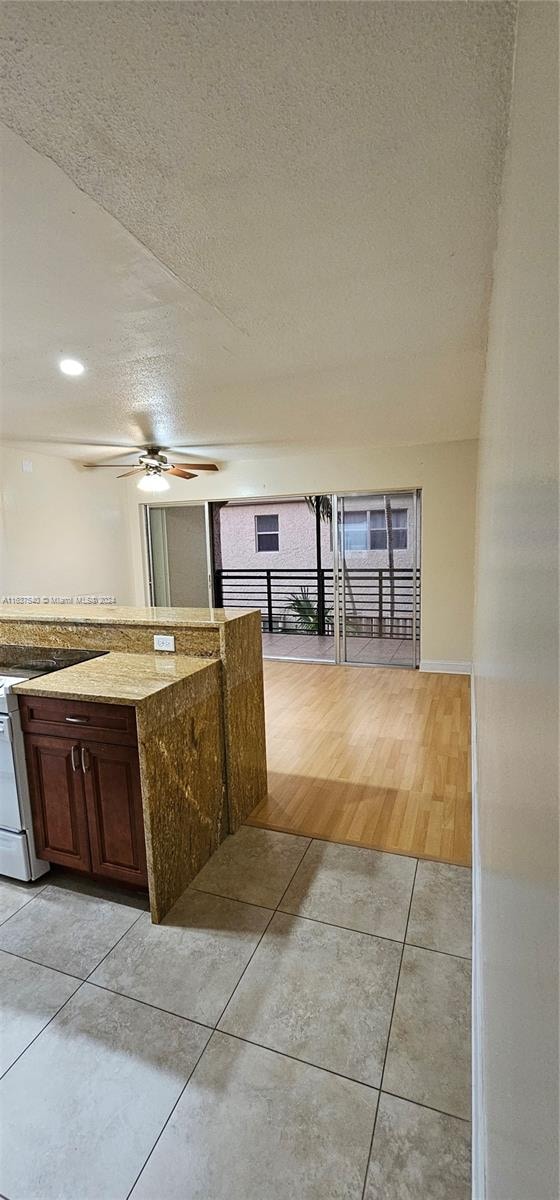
[369, 507, 408, 551]
[255, 513, 280, 553]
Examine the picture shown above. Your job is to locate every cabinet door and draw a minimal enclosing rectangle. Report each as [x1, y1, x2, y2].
[82, 742, 147, 886]
[24, 734, 91, 871]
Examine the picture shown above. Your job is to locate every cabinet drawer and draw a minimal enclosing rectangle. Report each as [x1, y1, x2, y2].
[19, 696, 137, 746]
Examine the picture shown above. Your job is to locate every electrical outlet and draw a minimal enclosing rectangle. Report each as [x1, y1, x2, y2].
[154, 634, 176, 652]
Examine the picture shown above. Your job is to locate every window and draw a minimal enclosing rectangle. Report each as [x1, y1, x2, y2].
[370, 508, 408, 550]
[343, 510, 368, 551]
[255, 513, 279, 552]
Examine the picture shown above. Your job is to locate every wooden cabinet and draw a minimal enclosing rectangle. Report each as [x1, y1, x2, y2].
[21, 698, 147, 888]
[25, 733, 92, 873]
[82, 741, 147, 886]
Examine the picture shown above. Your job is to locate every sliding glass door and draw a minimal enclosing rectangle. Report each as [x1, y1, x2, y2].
[143, 492, 421, 668]
[335, 491, 421, 667]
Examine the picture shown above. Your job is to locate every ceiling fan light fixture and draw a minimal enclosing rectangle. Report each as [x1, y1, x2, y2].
[137, 472, 170, 493]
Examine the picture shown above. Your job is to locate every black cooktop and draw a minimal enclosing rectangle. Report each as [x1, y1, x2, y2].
[0, 648, 107, 676]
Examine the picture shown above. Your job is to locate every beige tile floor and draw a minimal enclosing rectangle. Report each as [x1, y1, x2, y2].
[261, 631, 413, 665]
[0, 829, 471, 1200]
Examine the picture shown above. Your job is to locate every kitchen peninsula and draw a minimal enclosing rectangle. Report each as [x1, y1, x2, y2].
[0, 605, 267, 921]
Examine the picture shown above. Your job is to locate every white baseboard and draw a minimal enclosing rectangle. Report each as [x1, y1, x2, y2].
[471, 675, 486, 1200]
[419, 660, 472, 675]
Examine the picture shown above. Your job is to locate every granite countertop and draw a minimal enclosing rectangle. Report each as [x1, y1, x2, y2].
[0, 604, 258, 628]
[11, 651, 215, 706]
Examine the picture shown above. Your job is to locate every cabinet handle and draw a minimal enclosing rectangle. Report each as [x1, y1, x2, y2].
[71, 744, 79, 772]
[81, 746, 90, 773]
[65, 716, 89, 724]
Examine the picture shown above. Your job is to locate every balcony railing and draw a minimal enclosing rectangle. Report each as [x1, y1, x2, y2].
[214, 567, 420, 639]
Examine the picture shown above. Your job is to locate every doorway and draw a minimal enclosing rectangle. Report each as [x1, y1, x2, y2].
[145, 504, 213, 607]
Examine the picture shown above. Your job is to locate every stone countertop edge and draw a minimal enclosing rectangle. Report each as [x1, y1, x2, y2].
[11, 651, 216, 707]
[0, 604, 259, 627]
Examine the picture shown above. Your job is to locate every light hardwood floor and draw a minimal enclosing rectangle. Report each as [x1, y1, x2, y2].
[248, 660, 471, 866]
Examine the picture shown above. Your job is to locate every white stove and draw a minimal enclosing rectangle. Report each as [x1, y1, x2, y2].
[0, 671, 40, 713]
[0, 670, 50, 881]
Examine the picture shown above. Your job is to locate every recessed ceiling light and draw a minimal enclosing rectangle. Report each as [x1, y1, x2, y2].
[59, 357, 85, 376]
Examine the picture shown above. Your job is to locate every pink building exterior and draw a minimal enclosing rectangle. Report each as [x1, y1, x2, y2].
[217, 497, 415, 571]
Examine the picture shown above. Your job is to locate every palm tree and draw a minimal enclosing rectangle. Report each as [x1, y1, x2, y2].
[287, 586, 333, 633]
[305, 495, 332, 523]
[305, 495, 332, 636]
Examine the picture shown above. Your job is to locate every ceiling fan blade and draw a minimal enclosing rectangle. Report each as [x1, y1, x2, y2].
[117, 468, 144, 478]
[169, 462, 219, 472]
[167, 467, 197, 480]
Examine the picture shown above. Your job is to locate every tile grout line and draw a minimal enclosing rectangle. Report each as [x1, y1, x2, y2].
[86, 979, 215, 1033]
[0, 908, 147, 1085]
[380, 1088, 471, 1125]
[190, 882, 407, 946]
[276, 905, 405, 946]
[187, 884, 275, 914]
[209, 1026, 382, 1093]
[400, 939, 471, 963]
[211, 901, 286, 1031]
[277, 907, 471, 960]
[0, 885, 48, 929]
[380, 856, 420, 1093]
[209, 837, 315, 1032]
[359, 856, 419, 1200]
[0, 978, 86, 1084]
[0, 945, 84, 981]
[274, 837, 314, 910]
[83, 908, 148, 983]
[125, 1028, 214, 1200]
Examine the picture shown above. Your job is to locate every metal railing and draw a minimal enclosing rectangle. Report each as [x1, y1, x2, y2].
[215, 567, 420, 639]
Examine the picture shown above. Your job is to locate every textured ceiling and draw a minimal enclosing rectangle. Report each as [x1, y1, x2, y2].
[0, 2, 515, 457]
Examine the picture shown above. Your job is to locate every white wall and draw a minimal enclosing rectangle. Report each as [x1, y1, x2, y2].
[127, 438, 478, 668]
[472, 5, 558, 1198]
[0, 446, 134, 604]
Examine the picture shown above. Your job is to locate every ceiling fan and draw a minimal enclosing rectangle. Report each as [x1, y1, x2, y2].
[84, 446, 219, 493]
